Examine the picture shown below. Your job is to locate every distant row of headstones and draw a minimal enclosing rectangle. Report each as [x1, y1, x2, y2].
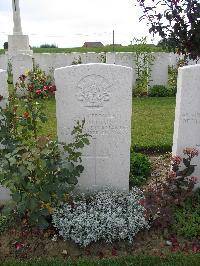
[0, 52, 199, 88]
[0, 61, 200, 200]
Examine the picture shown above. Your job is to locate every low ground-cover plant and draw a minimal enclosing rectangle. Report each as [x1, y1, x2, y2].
[144, 148, 199, 229]
[52, 188, 149, 247]
[0, 85, 89, 228]
[129, 151, 151, 187]
[174, 188, 200, 238]
[16, 65, 56, 99]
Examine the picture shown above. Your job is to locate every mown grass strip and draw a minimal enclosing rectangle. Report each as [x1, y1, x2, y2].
[1, 254, 200, 266]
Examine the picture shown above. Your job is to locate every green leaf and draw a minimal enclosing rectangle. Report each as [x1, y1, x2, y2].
[82, 138, 90, 145]
[38, 216, 49, 229]
[39, 191, 50, 202]
[12, 192, 21, 203]
[29, 198, 39, 211]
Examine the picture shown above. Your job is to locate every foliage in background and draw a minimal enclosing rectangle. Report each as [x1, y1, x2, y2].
[3, 42, 8, 50]
[144, 148, 198, 229]
[132, 37, 155, 96]
[167, 59, 186, 97]
[7, 60, 13, 85]
[16, 66, 56, 99]
[129, 151, 151, 187]
[136, 0, 200, 60]
[39, 44, 58, 48]
[149, 85, 176, 97]
[167, 66, 177, 96]
[0, 85, 89, 228]
[174, 189, 200, 238]
[32, 45, 164, 54]
[71, 56, 82, 65]
[53, 188, 149, 247]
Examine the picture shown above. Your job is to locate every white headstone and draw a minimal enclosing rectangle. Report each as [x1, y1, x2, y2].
[106, 52, 136, 86]
[0, 55, 8, 71]
[150, 52, 170, 86]
[33, 53, 54, 75]
[12, 54, 33, 96]
[52, 53, 72, 69]
[173, 64, 200, 186]
[0, 69, 11, 201]
[55, 63, 133, 191]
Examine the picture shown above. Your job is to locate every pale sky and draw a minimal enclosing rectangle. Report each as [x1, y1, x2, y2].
[0, 0, 159, 48]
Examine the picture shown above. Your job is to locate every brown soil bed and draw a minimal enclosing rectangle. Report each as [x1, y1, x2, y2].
[0, 153, 199, 261]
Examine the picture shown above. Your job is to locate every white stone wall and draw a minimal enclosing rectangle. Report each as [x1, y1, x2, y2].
[2, 51, 200, 89]
[33, 52, 104, 73]
[0, 69, 11, 201]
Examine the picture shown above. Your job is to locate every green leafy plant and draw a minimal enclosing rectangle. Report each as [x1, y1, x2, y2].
[0, 215, 10, 234]
[0, 84, 89, 228]
[167, 59, 186, 97]
[132, 37, 155, 96]
[129, 152, 151, 187]
[149, 85, 174, 97]
[16, 65, 56, 99]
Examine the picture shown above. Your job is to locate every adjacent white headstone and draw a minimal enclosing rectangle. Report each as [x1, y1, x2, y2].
[0, 69, 11, 201]
[173, 64, 200, 186]
[12, 54, 33, 96]
[106, 52, 136, 86]
[0, 55, 8, 71]
[55, 63, 133, 191]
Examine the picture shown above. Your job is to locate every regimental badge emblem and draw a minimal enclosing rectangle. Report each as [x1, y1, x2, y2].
[76, 75, 110, 108]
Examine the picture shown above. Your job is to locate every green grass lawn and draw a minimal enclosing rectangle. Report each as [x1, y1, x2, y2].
[24, 97, 175, 152]
[2, 254, 200, 266]
[1, 45, 165, 55]
[132, 97, 176, 152]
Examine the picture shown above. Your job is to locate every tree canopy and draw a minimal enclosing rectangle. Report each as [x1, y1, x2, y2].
[136, 0, 200, 60]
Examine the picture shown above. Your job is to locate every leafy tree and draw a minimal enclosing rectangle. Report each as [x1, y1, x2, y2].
[136, 0, 200, 60]
[40, 44, 58, 48]
[3, 42, 8, 50]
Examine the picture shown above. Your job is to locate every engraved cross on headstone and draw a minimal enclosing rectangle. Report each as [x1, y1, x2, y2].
[83, 137, 108, 186]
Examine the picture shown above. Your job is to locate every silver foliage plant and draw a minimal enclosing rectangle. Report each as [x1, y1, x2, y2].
[52, 188, 150, 247]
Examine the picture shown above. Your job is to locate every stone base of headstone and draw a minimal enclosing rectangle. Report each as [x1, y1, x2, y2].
[8, 35, 33, 57]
